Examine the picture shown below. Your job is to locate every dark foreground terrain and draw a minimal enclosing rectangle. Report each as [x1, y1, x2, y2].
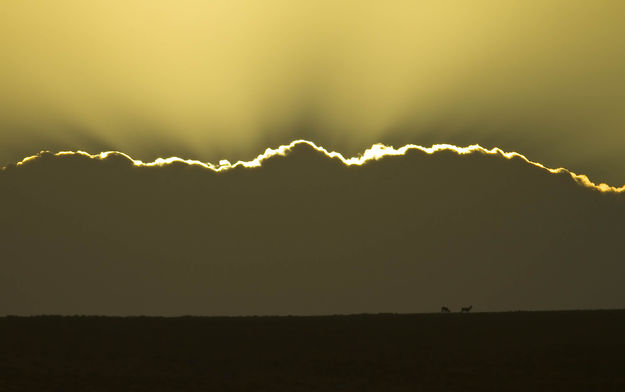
[1, 310, 624, 391]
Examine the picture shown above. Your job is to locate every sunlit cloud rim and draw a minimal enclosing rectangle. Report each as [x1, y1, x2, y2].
[7, 140, 625, 193]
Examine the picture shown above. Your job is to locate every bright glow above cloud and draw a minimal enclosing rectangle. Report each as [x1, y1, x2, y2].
[9, 141, 625, 194]
[1, 1, 625, 184]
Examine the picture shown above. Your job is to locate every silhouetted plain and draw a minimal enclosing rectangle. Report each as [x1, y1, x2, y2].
[1, 311, 624, 391]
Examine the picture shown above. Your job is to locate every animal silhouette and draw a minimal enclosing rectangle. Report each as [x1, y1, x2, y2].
[441, 306, 450, 313]
[461, 305, 473, 313]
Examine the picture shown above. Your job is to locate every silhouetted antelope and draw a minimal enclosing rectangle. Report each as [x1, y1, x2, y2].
[441, 306, 450, 313]
[461, 305, 472, 313]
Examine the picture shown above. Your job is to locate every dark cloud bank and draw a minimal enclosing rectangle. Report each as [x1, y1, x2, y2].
[1, 144, 624, 315]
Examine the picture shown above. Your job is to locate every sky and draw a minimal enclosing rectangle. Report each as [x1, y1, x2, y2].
[1, 0, 625, 184]
[1, 1, 625, 315]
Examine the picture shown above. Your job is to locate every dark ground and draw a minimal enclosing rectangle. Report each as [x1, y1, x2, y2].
[1, 310, 624, 391]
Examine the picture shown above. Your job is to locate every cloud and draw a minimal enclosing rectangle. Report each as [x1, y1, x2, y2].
[1, 141, 624, 315]
[9, 140, 625, 193]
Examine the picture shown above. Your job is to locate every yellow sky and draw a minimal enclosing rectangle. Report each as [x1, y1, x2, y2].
[1, 0, 624, 182]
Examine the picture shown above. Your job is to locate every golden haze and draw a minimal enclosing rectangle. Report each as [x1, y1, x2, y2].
[1, 0, 624, 182]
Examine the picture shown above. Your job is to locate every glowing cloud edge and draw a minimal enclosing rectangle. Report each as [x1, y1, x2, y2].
[6, 139, 625, 193]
